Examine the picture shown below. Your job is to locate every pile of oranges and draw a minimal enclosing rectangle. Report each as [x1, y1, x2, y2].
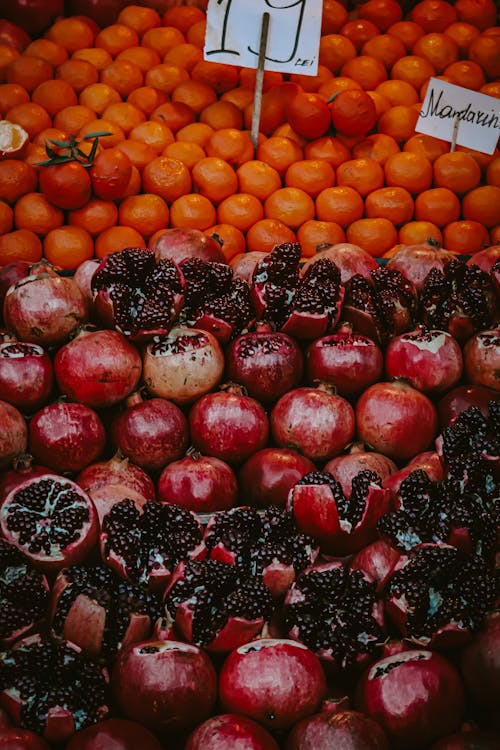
[0, 0, 499, 270]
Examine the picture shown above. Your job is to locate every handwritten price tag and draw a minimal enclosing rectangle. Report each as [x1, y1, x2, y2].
[416, 78, 500, 155]
[204, 0, 323, 76]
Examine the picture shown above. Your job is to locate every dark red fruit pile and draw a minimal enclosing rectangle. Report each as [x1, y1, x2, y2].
[0, 233, 499, 749]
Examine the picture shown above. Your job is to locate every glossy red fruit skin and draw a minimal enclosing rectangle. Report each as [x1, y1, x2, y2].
[0, 19, 31, 51]
[151, 227, 226, 265]
[112, 640, 218, 733]
[386, 241, 455, 292]
[286, 709, 391, 750]
[87, 484, 148, 526]
[382, 451, 443, 495]
[0, 728, 51, 750]
[185, 713, 280, 750]
[324, 447, 397, 496]
[271, 385, 355, 463]
[438, 384, 499, 429]
[350, 540, 401, 593]
[2, 0, 64, 35]
[65, 718, 163, 750]
[0, 261, 31, 319]
[157, 452, 237, 513]
[0, 341, 53, 413]
[330, 89, 378, 137]
[39, 163, 92, 211]
[306, 331, 383, 397]
[466, 244, 500, 274]
[29, 402, 106, 473]
[239, 448, 316, 509]
[230, 251, 268, 284]
[76, 453, 155, 502]
[356, 381, 438, 462]
[463, 329, 500, 392]
[0, 400, 27, 470]
[355, 650, 465, 750]
[73, 259, 100, 305]
[385, 328, 463, 394]
[189, 387, 269, 465]
[219, 638, 327, 731]
[54, 328, 142, 409]
[301, 243, 378, 285]
[112, 394, 189, 472]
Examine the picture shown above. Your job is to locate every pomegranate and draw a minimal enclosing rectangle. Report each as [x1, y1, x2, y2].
[239, 448, 316, 509]
[350, 540, 401, 593]
[65, 719, 163, 750]
[142, 326, 224, 405]
[0, 538, 49, 646]
[0, 455, 48, 502]
[460, 610, 500, 720]
[0, 728, 51, 749]
[271, 383, 355, 463]
[342, 267, 417, 345]
[382, 451, 443, 494]
[100, 499, 204, 591]
[151, 226, 226, 264]
[420, 260, 497, 342]
[356, 380, 438, 462]
[463, 329, 500, 392]
[359, 649, 466, 748]
[430, 731, 500, 749]
[385, 545, 495, 650]
[230, 251, 268, 284]
[180, 258, 254, 343]
[288, 470, 392, 556]
[54, 328, 142, 409]
[305, 329, 383, 397]
[189, 384, 269, 465]
[157, 450, 238, 513]
[252, 243, 344, 339]
[285, 560, 385, 672]
[491, 257, 500, 302]
[76, 453, 155, 501]
[324, 445, 397, 495]
[467, 244, 500, 274]
[225, 330, 304, 405]
[0, 474, 98, 572]
[438, 384, 499, 428]
[286, 709, 390, 750]
[164, 558, 274, 652]
[301, 242, 378, 284]
[219, 638, 327, 730]
[0, 19, 31, 52]
[3, 272, 89, 347]
[0, 340, 53, 413]
[0, 634, 109, 744]
[185, 713, 280, 750]
[0, 400, 27, 470]
[91, 247, 184, 340]
[203, 506, 319, 598]
[111, 392, 189, 472]
[29, 402, 106, 473]
[72, 259, 100, 305]
[436, 404, 499, 476]
[111, 639, 217, 732]
[385, 326, 463, 394]
[50, 563, 163, 659]
[386, 239, 455, 291]
[87, 484, 148, 525]
[0, 261, 32, 319]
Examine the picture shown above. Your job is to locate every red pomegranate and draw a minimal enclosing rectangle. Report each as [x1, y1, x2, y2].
[0, 261, 31, 319]
[350, 540, 401, 592]
[385, 327, 463, 394]
[356, 380, 438, 462]
[0, 340, 53, 413]
[3, 272, 89, 347]
[219, 638, 327, 730]
[0, 19, 31, 51]
[151, 227, 226, 264]
[54, 328, 142, 409]
[189, 384, 269, 465]
[438, 384, 499, 428]
[230, 251, 268, 284]
[111, 639, 218, 733]
[301, 243, 378, 284]
[386, 239, 455, 291]
[324, 445, 398, 496]
[29, 401, 106, 473]
[112, 392, 189, 472]
[76, 453, 155, 501]
[185, 714, 280, 750]
[305, 329, 383, 397]
[65, 0, 127, 28]
[382, 450, 443, 494]
[142, 326, 224, 405]
[157, 450, 237, 513]
[463, 329, 500, 392]
[0, 400, 27, 470]
[239, 448, 316, 508]
[65, 719, 163, 750]
[72, 259, 100, 304]
[2, 0, 64, 35]
[286, 709, 390, 750]
[460, 610, 500, 719]
[271, 383, 355, 463]
[0, 474, 98, 572]
[0, 728, 51, 749]
[355, 650, 465, 749]
[0, 454, 48, 501]
[87, 483, 148, 525]
[466, 244, 500, 274]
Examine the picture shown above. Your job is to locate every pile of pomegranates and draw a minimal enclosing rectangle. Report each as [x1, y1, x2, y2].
[0, 233, 498, 749]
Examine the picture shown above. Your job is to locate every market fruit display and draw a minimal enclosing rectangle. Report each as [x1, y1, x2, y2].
[0, 0, 499, 748]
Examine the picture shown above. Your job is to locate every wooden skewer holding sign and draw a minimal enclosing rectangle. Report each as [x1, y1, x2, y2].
[451, 114, 460, 152]
[251, 11, 271, 151]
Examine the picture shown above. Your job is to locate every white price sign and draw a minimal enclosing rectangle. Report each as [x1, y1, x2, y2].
[416, 78, 500, 155]
[204, 0, 323, 76]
